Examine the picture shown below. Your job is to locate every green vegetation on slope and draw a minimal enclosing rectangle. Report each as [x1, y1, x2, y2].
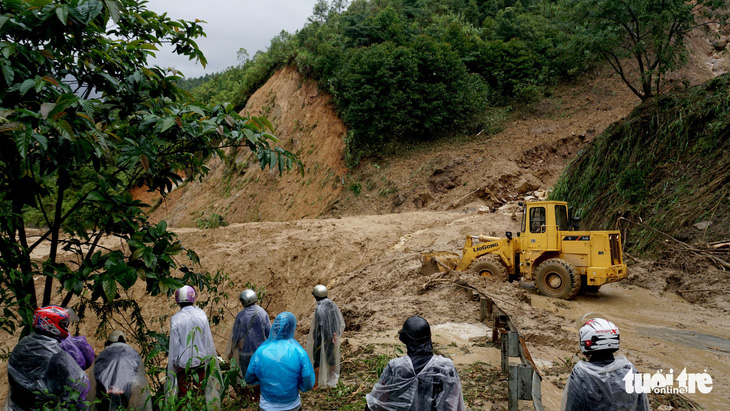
[552, 74, 730, 253]
[186, 0, 591, 166]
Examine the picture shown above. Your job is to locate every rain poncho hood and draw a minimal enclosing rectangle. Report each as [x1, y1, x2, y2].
[399, 320, 434, 376]
[366, 355, 466, 411]
[306, 297, 345, 388]
[88, 342, 151, 411]
[61, 335, 96, 370]
[5, 333, 89, 410]
[166, 305, 220, 403]
[245, 312, 315, 405]
[225, 304, 271, 375]
[560, 356, 650, 411]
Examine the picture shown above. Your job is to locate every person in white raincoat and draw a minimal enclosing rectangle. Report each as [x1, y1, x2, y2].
[560, 317, 649, 411]
[306, 284, 345, 389]
[366, 316, 465, 411]
[88, 330, 151, 411]
[166, 285, 219, 403]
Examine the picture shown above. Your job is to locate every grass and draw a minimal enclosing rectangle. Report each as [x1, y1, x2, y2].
[300, 343, 398, 410]
[196, 213, 229, 229]
[214, 342, 510, 410]
[550, 73, 730, 254]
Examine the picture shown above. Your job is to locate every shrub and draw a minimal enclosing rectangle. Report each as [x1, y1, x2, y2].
[196, 213, 229, 230]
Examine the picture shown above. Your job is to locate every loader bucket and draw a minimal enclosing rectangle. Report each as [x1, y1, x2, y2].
[421, 251, 461, 275]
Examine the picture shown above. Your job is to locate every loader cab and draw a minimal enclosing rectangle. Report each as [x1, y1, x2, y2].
[520, 201, 571, 250]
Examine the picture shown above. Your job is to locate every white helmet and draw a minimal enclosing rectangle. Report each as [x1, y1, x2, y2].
[579, 317, 620, 354]
[239, 289, 257, 307]
[312, 284, 327, 298]
[175, 285, 196, 304]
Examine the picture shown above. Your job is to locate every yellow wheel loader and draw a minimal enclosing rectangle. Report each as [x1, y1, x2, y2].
[423, 201, 627, 299]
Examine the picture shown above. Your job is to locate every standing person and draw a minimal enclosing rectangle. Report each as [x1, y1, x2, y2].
[365, 316, 466, 411]
[61, 333, 96, 371]
[560, 317, 650, 411]
[245, 312, 315, 411]
[225, 289, 271, 401]
[5, 306, 90, 409]
[167, 285, 217, 400]
[306, 284, 345, 389]
[88, 330, 151, 411]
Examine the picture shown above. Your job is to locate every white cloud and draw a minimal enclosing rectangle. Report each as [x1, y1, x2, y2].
[143, 0, 320, 78]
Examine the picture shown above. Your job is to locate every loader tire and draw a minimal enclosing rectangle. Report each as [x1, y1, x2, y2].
[535, 258, 580, 300]
[470, 255, 508, 281]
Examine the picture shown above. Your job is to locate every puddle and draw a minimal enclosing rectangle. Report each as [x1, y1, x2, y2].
[530, 283, 730, 409]
[638, 326, 730, 354]
[432, 322, 491, 343]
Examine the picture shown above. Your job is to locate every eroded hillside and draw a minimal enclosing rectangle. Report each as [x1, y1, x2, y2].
[147, 67, 348, 225]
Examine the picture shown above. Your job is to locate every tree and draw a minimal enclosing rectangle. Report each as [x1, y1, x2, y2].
[0, 0, 302, 337]
[570, 0, 729, 101]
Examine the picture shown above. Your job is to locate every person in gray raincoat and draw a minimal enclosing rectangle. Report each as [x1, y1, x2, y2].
[561, 317, 649, 411]
[4, 306, 90, 410]
[225, 289, 271, 401]
[88, 330, 151, 411]
[366, 316, 465, 411]
[306, 284, 345, 389]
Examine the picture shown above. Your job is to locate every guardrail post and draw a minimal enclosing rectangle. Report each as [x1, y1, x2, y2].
[501, 331, 519, 373]
[480, 297, 490, 322]
[508, 364, 534, 410]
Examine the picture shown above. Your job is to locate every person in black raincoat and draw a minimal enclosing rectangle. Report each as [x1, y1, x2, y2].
[88, 330, 151, 411]
[4, 306, 89, 410]
[365, 316, 465, 411]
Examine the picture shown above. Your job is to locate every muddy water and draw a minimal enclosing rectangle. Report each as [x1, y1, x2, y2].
[531, 283, 730, 409]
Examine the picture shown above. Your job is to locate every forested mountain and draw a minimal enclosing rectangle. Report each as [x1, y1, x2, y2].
[184, 0, 592, 166]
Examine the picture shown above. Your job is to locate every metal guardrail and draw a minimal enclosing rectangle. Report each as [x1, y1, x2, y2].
[476, 292, 544, 411]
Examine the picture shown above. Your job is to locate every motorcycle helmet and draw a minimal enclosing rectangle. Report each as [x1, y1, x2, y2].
[33, 306, 71, 339]
[175, 285, 196, 304]
[312, 284, 328, 298]
[579, 317, 620, 354]
[398, 315, 431, 341]
[239, 289, 257, 307]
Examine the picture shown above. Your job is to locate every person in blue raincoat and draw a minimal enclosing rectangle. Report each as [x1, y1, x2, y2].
[245, 312, 315, 411]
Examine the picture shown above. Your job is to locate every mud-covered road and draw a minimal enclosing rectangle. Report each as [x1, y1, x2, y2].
[175, 207, 730, 409]
[3, 208, 729, 409]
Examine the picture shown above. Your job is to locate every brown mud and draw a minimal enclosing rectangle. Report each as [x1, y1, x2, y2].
[6, 209, 729, 409]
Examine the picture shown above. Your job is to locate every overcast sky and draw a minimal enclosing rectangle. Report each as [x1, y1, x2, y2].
[144, 0, 321, 79]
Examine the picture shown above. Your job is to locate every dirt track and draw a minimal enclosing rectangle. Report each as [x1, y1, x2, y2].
[173, 208, 730, 409]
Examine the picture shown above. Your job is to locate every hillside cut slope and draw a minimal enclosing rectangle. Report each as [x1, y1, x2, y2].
[148, 67, 348, 225]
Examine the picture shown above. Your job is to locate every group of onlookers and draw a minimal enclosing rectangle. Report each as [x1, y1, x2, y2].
[5, 306, 150, 410]
[4, 284, 650, 410]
